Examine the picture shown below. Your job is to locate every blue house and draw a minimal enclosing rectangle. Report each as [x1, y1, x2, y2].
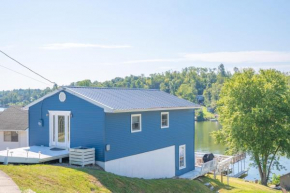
[26, 87, 199, 179]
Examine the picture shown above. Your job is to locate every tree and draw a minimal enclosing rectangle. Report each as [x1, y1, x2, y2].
[213, 69, 290, 185]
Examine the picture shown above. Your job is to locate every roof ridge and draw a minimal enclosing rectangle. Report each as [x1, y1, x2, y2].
[64, 86, 159, 91]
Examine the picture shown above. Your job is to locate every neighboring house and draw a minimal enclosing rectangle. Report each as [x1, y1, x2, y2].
[25, 87, 199, 179]
[0, 106, 29, 150]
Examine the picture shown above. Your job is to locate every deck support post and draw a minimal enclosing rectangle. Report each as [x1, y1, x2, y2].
[214, 170, 216, 179]
[227, 168, 229, 185]
[221, 172, 223, 183]
[59, 158, 62, 163]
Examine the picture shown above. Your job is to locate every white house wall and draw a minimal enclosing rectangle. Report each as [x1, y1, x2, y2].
[104, 146, 175, 179]
[0, 130, 28, 151]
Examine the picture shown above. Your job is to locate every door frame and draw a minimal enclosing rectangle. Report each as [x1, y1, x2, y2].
[49, 111, 71, 149]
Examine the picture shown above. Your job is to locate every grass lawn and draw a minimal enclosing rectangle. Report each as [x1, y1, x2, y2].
[0, 164, 210, 193]
[0, 164, 279, 193]
[202, 174, 279, 193]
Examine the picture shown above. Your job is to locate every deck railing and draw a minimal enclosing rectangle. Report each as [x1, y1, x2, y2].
[199, 158, 218, 176]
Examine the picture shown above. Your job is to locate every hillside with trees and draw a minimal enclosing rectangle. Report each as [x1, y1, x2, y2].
[1, 64, 231, 113]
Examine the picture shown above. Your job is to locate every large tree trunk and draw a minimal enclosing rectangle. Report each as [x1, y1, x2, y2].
[261, 172, 268, 185]
[255, 154, 268, 186]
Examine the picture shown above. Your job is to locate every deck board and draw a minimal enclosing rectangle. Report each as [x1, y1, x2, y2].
[0, 146, 69, 164]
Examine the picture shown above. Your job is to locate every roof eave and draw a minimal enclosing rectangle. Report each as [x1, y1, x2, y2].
[107, 106, 201, 113]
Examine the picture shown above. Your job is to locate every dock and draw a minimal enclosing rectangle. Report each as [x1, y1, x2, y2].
[179, 152, 247, 182]
[0, 146, 69, 164]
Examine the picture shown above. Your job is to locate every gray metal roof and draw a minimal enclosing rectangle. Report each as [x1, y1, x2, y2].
[64, 86, 199, 112]
[0, 106, 28, 131]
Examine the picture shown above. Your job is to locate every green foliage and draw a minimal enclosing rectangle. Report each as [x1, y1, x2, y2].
[71, 65, 231, 108]
[196, 109, 205, 121]
[271, 174, 280, 185]
[0, 87, 53, 106]
[1, 64, 232, 110]
[213, 69, 290, 185]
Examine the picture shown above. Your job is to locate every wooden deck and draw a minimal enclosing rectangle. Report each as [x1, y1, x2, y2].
[179, 152, 247, 180]
[0, 146, 69, 164]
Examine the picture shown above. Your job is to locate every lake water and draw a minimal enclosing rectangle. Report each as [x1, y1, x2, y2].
[195, 121, 290, 180]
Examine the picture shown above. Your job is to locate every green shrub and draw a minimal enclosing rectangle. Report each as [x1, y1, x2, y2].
[272, 174, 280, 185]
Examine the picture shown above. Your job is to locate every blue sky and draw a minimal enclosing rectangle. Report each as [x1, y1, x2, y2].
[0, 0, 290, 90]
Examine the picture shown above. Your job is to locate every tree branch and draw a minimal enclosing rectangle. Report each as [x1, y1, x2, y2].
[266, 146, 281, 182]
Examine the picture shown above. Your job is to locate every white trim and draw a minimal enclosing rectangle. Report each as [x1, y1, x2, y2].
[179, 144, 186, 170]
[27, 128, 29, 146]
[161, 112, 169, 128]
[131, 114, 142, 133]
[23, 89, 62, 109]
[49, 111, 71, 149]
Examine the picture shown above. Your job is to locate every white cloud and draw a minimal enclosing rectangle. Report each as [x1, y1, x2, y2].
[183, 51, 290, 63]
[122, 51, 290, 65]
[42, 43, 131, 50]
[122, 58, 185, 64]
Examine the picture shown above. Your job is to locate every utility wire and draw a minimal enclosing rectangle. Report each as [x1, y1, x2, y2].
[0, 50, 56, 85]
[0, 64, 50, 86]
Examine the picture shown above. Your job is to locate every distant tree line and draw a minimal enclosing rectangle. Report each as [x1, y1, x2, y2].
[71, 64, 231, 111]
[0, 87, 53, 107]
[5, 64, 288, 112]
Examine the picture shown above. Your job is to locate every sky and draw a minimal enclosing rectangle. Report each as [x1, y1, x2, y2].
[0, 0, 290, 90]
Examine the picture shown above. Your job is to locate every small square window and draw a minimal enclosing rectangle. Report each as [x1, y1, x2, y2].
[161, 112, 169, 128]
[131, 114, 142, 133]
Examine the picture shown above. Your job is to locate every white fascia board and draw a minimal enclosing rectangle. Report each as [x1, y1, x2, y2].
[110, 106, 201, 113]
[64, 88, 114, 112]
[23, 89, 63, 110]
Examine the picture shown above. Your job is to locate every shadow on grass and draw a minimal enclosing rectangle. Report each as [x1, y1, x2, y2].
[201, 175, 235, 192]
[57, 163, 213, 193]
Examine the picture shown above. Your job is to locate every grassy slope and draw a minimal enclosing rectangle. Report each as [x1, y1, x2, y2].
[0, 164, 210, 193]
[0, 164, 279, 193]
[203, 175, 278, 193]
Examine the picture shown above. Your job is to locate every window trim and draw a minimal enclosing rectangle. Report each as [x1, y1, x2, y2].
[179, 144, 186, 170]
[161, 112, 169, 128]
[131, 114, 142, 133]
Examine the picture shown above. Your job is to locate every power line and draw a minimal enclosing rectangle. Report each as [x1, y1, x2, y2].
[0, 50, 56, 85]
[0, 64, 50, 86]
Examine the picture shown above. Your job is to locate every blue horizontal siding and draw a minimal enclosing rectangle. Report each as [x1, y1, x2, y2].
[29, 91, 105, 161]
[105, 110, 195, 176]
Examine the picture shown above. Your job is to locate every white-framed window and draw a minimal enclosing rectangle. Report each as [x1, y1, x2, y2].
[131, 114, 142, 133]
[4, 131, 19, 142]
[161, 112, 169, 128]
[179, 145, 186, 169]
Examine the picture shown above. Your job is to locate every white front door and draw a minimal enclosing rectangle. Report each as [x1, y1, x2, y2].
[49, 111, 71, 149]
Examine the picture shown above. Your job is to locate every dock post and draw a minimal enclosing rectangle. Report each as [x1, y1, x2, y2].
[227, 168, 229, 185]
